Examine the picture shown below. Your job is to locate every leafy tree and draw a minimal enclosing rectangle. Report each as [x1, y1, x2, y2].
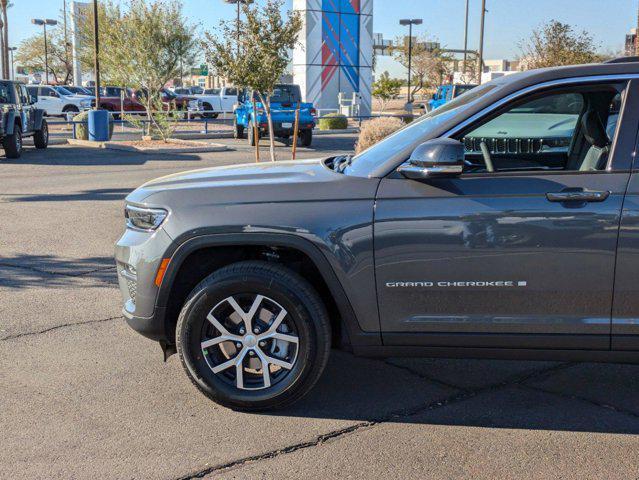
[83, 0, 198, 141]
[372, 71, 402, 111]
[16, 24, 73, 84]
[204, 0, 302, 161]
[519, 20, 603, 69]
[392, 35, 453, 100]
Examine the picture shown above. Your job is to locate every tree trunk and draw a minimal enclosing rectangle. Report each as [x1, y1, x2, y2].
[258, 92, 276, 162]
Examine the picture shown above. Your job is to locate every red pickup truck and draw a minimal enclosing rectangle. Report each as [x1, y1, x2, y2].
[92, 87, 203, 118]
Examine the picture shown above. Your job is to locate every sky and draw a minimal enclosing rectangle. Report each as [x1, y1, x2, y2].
[9, 0, 639, 77]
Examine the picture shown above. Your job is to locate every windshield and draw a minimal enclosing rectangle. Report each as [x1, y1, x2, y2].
[252, 85, 301, 103]
[54, 86, 73, 96]
[345, 82, 501, 177]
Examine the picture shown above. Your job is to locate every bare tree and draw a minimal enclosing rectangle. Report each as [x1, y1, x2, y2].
[204, 0, 302, 162]
[519, 20, 603, 70]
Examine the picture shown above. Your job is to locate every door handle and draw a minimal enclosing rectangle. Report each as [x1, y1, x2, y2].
[546, 189, 610, 203]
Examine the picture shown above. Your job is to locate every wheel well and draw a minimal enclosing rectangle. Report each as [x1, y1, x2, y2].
[63, 104, 79, 112]
[164, 245, 343, 347]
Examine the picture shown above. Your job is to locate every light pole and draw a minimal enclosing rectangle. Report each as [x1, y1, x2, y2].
[478, 0, 487, 83]
[463, 0, 470, 75]
[399, 18, 422, 104]
[223, 0, 253, 55]
[92, 0, 101, 109]
[31, 19, 58, 85]
[8, 46, 15, 80]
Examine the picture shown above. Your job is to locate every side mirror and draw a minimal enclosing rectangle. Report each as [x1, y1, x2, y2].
[398, 138, 464, 180]
[29, 94, 37, 104]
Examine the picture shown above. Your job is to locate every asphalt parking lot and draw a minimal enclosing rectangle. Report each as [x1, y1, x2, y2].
[2, 135, 639, 480]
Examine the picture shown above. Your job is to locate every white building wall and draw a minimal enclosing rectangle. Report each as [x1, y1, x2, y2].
[293, 0, 373, 117]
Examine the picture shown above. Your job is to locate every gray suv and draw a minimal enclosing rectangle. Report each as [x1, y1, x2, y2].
[116, 59, 639, 410]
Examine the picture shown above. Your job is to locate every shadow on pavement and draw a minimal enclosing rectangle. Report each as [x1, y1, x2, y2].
[0, 254, 116, 287]
[7, 187, 132, 203]
[266, 350, 639, 435]
[2, 145, 203, 166]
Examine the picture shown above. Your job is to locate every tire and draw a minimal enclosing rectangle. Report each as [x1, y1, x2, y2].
[3, 123, 22, 159]
[233, 118, 244, 139]
[301, 129, 313, 147]
[63, 105, 80, 115]
[33, 119, 49, 149]
[202, 103, 217, 119]
[176, 261, 331, 411]
[248, 120, 259, 146]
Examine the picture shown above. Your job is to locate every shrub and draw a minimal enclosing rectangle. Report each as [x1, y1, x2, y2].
[73, 110, 115, 141]
[318, 112, 348, 130]
[355, 116, 404, 154]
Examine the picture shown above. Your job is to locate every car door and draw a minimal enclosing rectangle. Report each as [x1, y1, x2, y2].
[222, 87, 237, 112]
[375, 78, 639, 350]
[39, 87, 61, 115]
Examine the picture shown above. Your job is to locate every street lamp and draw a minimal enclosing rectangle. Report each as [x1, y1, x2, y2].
[8, 46, 15, 80]
[223, 0, 253, 55]
[31, 18, 58, 85]
[399, 18, 422, 104]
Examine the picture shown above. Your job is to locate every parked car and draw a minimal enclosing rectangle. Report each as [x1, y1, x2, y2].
[131, 88, 203, 116]
[92, 87, 146, 117]
[64, 85, 94, 96]
[187, 86, 238, 118]
[234, 84, 315, 146]
[25, 85, 92, 116]
[0, 81, 48, 158]
[425, 83, 477, 111]
[116, 59, 639, 411]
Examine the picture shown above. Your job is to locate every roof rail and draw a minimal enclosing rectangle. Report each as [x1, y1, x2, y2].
[604, 56, 639, 64]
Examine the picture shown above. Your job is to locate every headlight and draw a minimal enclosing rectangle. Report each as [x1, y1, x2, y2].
[125, 205, 168, 231]
[81, 100, 91, 107]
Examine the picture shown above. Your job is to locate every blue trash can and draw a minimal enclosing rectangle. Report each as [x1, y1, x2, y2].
[88, 109, 110, 142]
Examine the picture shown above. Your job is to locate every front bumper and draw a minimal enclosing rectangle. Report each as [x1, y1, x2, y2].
[259, 121, 315, 136]
[114, 226, 174, 341]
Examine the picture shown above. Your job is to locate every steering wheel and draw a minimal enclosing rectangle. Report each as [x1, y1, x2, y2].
[479, 141, 495, 173]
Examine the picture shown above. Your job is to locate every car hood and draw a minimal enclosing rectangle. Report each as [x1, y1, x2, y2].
[126, 158, 378, 206]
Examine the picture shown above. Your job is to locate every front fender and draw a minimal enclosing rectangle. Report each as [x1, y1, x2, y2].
[33, 109, 45, 130]
[4, 111, 17, 134]
[157, 232, 381, 348]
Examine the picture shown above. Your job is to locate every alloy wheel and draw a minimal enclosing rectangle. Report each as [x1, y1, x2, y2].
[200, 294, 299, 390]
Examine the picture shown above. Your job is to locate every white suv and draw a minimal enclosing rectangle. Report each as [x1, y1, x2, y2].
[25, 85, 92, 117]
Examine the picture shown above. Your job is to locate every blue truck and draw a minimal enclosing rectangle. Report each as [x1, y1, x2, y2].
[233, 84, 316, 147]
[426, 83, 478, 111]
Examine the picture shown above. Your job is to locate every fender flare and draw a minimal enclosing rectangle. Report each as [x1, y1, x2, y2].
[4, 111, 20, 134]
[156, 232, 380, 348]
[33, 109, 45, 130]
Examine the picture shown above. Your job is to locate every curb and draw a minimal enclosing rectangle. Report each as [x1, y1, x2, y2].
[314, 127, 360, 135]
[67, 138, 230, 154]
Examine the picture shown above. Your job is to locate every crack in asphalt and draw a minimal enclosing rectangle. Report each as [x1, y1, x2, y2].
[1, 315, 122, 341]
[0, 261, 116, 282]
[383, 359, 473, 392]
[176, 361, 576, 479]
[521, 383, 639, 421]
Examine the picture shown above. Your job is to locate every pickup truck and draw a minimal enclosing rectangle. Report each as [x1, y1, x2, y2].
[0, 81, 48, 158]
[234, 84, 316, 146]
[25, 85, 92, 116]
[425, 83, 477, 111]
[93, 87, 202, 118]
[174, 86, 238, 118]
